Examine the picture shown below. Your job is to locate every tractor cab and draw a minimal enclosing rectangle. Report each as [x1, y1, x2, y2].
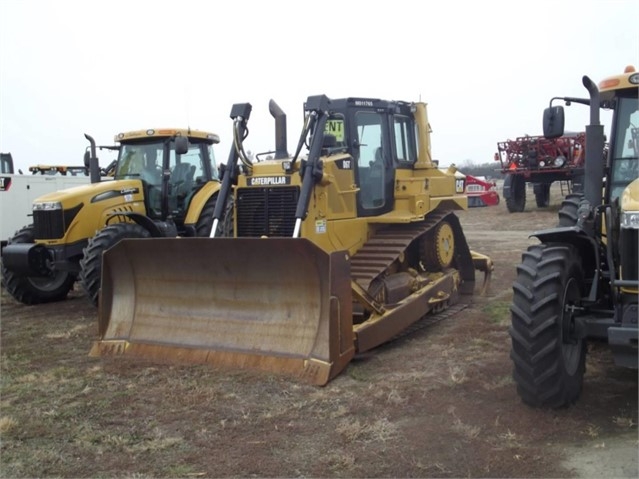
[606, 93, 639, 200]
[114, 129, 220, 225]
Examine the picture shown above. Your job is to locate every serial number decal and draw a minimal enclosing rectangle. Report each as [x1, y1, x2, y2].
[315, 219, 327, 234]
[248, 176, 291, 186]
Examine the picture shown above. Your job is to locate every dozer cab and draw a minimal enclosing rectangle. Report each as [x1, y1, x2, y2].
[92, 96, 493, 385]
[2, 128, 228, 306]
[509, 66, 639, 408]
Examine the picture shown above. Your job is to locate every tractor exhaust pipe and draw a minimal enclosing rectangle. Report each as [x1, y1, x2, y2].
[582, 75, 605, 209]
[84, 134, 101, 184]
[269, 99, 288, 159]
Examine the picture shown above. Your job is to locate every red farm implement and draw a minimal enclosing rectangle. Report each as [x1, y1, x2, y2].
[465, 174, 500, 207]
[494, 133, 586, 212]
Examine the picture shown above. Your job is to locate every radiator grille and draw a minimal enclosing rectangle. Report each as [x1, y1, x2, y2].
[33, 210, 65, 239]
[32, 204, 83, 240]
[236, 186, 299, 237]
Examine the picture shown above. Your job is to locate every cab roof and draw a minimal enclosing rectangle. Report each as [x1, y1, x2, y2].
[598, 65, 639, 94]
[115, 128, 220, 143]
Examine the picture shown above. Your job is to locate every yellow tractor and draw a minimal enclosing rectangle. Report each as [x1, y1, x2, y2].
[91, 96, 493, 385]
[2, 128, 228, 306]
[510, 66, 639, 408]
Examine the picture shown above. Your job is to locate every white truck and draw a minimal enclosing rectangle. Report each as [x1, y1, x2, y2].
[1, 154, 92, 248]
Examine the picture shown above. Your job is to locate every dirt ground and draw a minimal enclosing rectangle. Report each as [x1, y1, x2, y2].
[1, 185, 637, 478]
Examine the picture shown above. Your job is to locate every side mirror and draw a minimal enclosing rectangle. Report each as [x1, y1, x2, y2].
[543, 106, 565, 139]
[175, 136, 189, 155]
[83, 150, 91, 168]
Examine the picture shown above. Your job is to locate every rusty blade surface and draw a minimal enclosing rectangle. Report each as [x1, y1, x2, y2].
[95, 237, 355, 385]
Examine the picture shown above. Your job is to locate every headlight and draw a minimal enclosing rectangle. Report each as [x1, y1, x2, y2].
[621, 211, 639, 229]
[554, 156, 566, 167]
[539, 160, 546, 167]
[32, 201, 62, 211]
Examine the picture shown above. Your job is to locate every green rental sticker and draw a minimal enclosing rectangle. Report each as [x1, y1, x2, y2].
[325, 120, 344, 142]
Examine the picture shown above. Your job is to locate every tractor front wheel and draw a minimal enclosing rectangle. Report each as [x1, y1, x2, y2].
[80, 223, 151, 306]
[509, 243, 586, 408]
[1, 226, 76, 305]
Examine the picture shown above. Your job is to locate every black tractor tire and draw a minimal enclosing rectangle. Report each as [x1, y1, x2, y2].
[505, 175, 526, 213]
[79, 223, 151, 307]
[558, 193, 583, 227]
[534, 183, 551, 208]
[196, 194, 234, 237]
[509, 243, 587, 408]
[1, 225, 76, 305]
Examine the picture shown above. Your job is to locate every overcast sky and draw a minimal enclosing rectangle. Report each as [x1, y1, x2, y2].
[1, 0, 638, 173]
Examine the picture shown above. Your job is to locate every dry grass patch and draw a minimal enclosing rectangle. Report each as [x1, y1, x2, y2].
[0, 416, 18, 434]
[452, 417, 482, 440]
[44, 323, 89, 339]
[496, 429, 522, 449]
[322, 450, 357, 472]
[583, 424, 601, 438]
[336, 417, 398, 443]
[447, 365, 468, 385]
[612, 416, 636, 428]
[482, 374, 513, 391]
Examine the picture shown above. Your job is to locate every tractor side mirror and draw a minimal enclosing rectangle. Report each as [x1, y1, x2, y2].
[543, 106, 565, 139]
[175, 136, 189, 155]
[83, 150, 91, 168]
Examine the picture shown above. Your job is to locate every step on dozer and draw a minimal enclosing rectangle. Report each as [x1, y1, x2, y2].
[91, 97, 493, 385]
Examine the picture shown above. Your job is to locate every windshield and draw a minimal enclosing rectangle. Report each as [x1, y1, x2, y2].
[115, 140, 217, 184]
[116, 142, 163, 184]
[610, 96, 639, 199]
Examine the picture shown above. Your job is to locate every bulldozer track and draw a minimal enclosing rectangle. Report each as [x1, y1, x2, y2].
[350, 210, 450, 291]
[392, 302, 469, 342]
[354, 302, 469, 359]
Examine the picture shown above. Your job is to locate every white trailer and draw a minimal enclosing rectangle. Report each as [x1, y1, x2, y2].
[1, 172, 91, 247]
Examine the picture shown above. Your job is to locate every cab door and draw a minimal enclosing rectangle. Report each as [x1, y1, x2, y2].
[352, 110, 394, 217]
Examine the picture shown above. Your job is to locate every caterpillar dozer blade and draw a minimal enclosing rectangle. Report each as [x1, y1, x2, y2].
[90, 237, 356, 385]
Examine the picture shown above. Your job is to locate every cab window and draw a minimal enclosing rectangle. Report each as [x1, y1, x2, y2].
[393, 115, 417, 166]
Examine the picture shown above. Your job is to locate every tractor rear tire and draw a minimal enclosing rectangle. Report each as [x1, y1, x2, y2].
[196, 194, 234, 237]
[509, 243, 586, 408]
[80, 223, 151, 306]
[505, 175, 526, 213]
[558, 194, 583, 227]
[1, 225, 76, 305]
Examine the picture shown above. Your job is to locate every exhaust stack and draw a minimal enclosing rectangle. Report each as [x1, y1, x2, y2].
[269, 100, 288, 159]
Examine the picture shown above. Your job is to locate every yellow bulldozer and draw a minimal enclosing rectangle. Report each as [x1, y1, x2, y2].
[91, 96, 493, 385]
[2, 128, 228, 306]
